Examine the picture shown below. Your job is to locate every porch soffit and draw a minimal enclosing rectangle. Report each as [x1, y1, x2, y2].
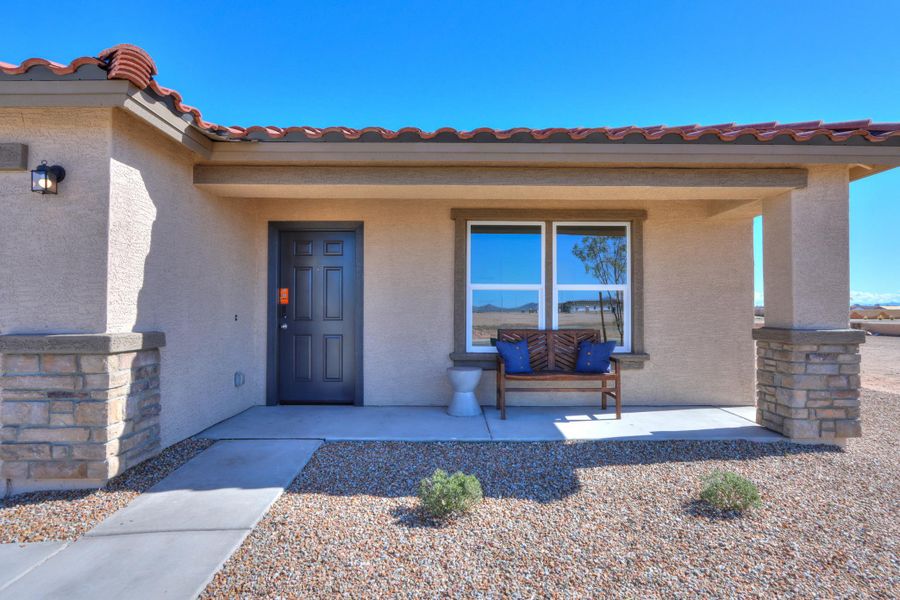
[192, 165, 806, 201]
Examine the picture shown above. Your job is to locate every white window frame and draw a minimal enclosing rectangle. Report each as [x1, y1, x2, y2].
[552, 221, 632, 353]
[466, 221, 545, 353]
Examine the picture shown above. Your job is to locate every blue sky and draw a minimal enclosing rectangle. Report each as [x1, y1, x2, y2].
[3, 0, 898, 304]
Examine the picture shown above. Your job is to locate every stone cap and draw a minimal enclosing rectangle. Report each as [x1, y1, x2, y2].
[0, 332, 166, 354]
[752, 327, 865, 344]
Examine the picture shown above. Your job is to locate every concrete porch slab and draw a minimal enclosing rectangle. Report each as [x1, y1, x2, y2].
[201, 405, 493, 441]
[484, 406, 783, 442]
[199, 404, 783, 443]
[0, 541, 67, 592]
[720, 405, 758, 422]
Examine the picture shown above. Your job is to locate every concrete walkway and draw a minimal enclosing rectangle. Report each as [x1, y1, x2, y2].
[200, 404, 784, 443]
[3, 439, 320, 600]
[0, 541, 67, 592]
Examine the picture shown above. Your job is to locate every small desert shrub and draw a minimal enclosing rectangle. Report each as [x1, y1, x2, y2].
[418, 469, 483, 519]
[700, 470, 762, 512]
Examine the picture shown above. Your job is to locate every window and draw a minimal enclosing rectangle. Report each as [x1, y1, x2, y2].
[467, 223, 544, 351]
[553, 223, 630, 350]
[464, 219, 632, 353]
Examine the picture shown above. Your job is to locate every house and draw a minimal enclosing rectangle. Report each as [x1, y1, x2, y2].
[1, 45, 898, 492]
[850, 306, 900, 320]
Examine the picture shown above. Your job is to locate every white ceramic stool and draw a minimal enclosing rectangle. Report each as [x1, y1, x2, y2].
[446, 366, 483, 417]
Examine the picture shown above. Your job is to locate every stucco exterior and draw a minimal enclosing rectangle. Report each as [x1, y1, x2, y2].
[0, 109, 263, 448]
[1, 104, 890, 475]
[0, 108, 111, 333]
[3, 44, 896, 492]
[1, 110, 757, 412]
[0, 106, 769, 457]
[106, 112, 262, 446]
[762, 166, 851, 330]
[252, 197, 754, 407]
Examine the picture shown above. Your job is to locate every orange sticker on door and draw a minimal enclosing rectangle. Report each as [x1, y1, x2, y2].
[279, 288, 289, 305]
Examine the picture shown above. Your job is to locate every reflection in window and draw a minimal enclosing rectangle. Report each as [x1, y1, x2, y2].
[465, 221, 631, 352]
[557, 290, 624, 346]
[471, 290, 540, 347]
[470, 225, 542, 284]
[467, 223, 544, 352]
[555, 223, 630, 349]
[556, 225, 627, 285]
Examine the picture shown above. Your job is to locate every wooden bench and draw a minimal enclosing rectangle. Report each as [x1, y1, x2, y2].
[495, 329, 621, 420]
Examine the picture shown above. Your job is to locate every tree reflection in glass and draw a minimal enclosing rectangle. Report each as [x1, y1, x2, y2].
[557, 225, 627, 343]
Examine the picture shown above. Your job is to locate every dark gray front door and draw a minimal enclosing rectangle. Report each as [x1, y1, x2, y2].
[278, 231, 357, 404]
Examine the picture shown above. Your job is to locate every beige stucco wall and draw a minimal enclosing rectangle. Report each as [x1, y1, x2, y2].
[1, 109, 264, 448]
[254, 197, 756, 406]
[763, 166, 851, 330]
[0, 108, 112, 333]
[107, 112, 263, 446]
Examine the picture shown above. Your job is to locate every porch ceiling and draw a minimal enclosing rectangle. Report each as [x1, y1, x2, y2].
[193, 166, 806, 201]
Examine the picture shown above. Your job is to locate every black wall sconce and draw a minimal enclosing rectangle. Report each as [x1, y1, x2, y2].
[31, 160, 66, 195]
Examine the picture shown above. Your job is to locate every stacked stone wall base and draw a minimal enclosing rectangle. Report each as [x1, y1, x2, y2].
[753, 328, 864, 445]
[0, 333, 165, 494]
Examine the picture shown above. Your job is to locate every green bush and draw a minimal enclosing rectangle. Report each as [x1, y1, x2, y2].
[418, 469, 483, 519]
[700, 470, 762, 512]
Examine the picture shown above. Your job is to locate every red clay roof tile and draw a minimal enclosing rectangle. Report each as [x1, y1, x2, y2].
[98, 44, 157, 89]
[0, 56, 102, 76]
[2, 44, 899, 144]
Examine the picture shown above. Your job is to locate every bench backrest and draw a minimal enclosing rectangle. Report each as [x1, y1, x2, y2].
[496, 329, 602, 372]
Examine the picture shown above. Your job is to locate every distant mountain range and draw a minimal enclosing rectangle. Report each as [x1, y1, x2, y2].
[473, 303, 540, 313]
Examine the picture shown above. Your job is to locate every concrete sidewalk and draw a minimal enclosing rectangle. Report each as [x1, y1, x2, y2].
[200, 404, 784, 443]
[0, 541, 67, 592]
[3, 439, 320, 600]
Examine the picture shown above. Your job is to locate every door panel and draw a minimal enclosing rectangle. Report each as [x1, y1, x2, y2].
[293, 267, 313, 321]
[323, 335, 343, 381]
[278, 231, 356, 404]
[292, 335, 312, 382]
[323, 267, 343, 320]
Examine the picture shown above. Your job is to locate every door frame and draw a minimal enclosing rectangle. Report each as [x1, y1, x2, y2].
[266, 221, 364, 406]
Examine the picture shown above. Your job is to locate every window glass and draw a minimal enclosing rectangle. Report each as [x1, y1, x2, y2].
[471, 290, 540, 347]
[557, 290, 625, 345]
[470, 225, 542, 284]
[556, 225, 627, 285]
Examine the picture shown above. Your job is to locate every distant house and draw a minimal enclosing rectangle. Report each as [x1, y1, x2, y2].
[851, 306, 900, 320]
[0, 43, 894, 492]
[880, 305, 900, 316]
[560, 300, 603, 313]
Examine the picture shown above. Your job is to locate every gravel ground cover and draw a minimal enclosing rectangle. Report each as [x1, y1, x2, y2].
[0, 438, 214, 543]
[205, 389, 899, 598]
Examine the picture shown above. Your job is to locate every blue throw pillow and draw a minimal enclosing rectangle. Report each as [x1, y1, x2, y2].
[575, 340, 616, 373]
[496, 339, 532, 373]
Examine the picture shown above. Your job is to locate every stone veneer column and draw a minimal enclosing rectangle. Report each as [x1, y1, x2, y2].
[753, 327, 864, 445]
[0, 332, 165, 494]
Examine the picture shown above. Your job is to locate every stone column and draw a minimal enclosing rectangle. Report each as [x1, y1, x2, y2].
[757, 166, 863, 445]
[753, 328, 863, 443]
[0, 332, 165, 494]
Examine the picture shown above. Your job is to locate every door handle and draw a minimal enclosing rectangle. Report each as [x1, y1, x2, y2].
[280, 323, 288, 330]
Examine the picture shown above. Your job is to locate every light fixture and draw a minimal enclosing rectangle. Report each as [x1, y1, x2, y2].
[31, 160, 66, 195]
